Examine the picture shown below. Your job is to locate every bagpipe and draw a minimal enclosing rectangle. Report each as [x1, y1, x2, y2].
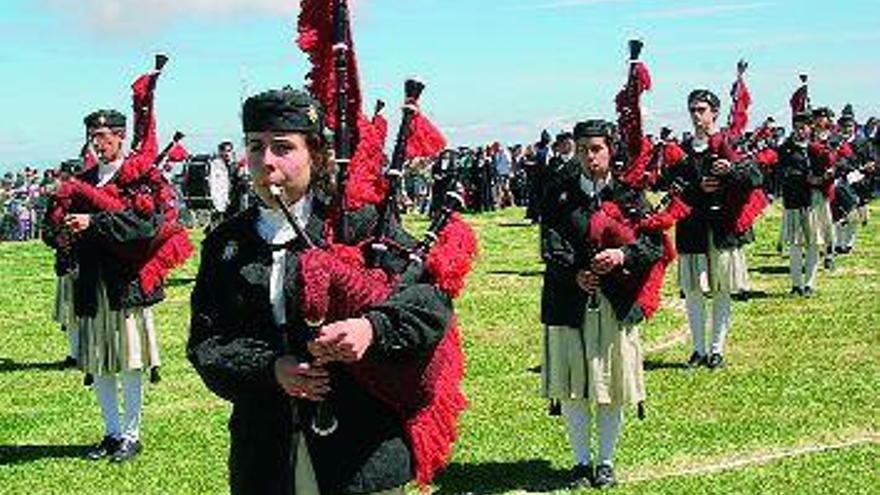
[290, 0, 476, 486]
[46, 54, 193, 294]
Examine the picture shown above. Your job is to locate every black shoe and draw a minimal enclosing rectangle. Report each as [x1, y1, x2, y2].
[593, 463, 617, 489]
[732, 291, 749, 302]
[110, 437, 142, 463]
[150, 367, 161, 384]
[790, 287, 803, 296]
[569, 463, 594, 489]
[803, 286, 814, 297]
[83, 373, 94, 387]
[85, 435, 121, 461]
[62, 356, 78, 369]
[707, 353, 726, 370]
[824, 257, 835, 271]
[686, 351, 707, 369]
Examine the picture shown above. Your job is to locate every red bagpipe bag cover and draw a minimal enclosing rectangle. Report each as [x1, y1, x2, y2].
[297, 215, 477, 488]
[47, 71, 193, 294]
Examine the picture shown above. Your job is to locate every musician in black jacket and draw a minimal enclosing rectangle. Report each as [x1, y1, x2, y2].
[539, 120, 664, 489]
[187, 88, 452, 495]
[664, 90, 764, 370]
[44, 109, 166, 463]
[778, 112, 824, 295]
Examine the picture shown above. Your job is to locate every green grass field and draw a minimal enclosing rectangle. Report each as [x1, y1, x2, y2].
[0, 205, 877, 494]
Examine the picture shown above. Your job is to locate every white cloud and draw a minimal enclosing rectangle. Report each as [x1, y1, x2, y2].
[635, 2, 774, 19]
[42, 0, 364, 34]
[513, 0, 626, 11]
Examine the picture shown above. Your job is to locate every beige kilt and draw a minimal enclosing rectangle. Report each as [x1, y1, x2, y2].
[78, 280, 160, 375]
[53, 273, 77, 329]
[541, 293, 645, 407]
[781, 191, 834, 247]
[678, 232, 743, 294]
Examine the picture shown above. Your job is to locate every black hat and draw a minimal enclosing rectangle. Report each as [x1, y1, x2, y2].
[838, 104, 855, 125]
[573, 119, 613, 141]
[793, 111, 813, 125]
[84, 109, 126, 129]
[555, 131, 573, 143]
[687, 89, 721, 111]
[539, 129, 551, 145]
[811, 107, 834, 120]
[242, 87, 324, 134]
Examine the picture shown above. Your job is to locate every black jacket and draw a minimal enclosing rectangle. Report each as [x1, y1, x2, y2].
[664, 140, 763, 253]
[43, 166, 166, 316]
[777, 138, 813, 210]
[187, 198, 452, 495]
[539, 163, 664, 327]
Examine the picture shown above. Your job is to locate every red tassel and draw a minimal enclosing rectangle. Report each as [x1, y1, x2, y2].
[406, 111, 447, 160]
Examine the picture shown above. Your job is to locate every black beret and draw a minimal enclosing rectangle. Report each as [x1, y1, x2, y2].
[838, 104, 855, 125]
[573, 119, 613, 141]
[812, 107, 834, 120]
[793, 111, 813, 125]
[84, 109, 126, 129]
[687, 89, 721, 111]
[242, 87, 324, 134]
[555, 131, 573, 142]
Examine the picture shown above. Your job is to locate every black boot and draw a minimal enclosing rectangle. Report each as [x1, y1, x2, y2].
[593, 464, 617, 489]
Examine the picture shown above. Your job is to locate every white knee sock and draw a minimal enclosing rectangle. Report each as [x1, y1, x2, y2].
[561, 399, 591, 466]
[710, 292, 732, 355]
[67, 326, 80, 359]
[805, 245, 819, 289]
[597, 405, 623, 467]
[789, 247, 804, 289]
[684, 290, 707, 355]
[121, 370, 143, 441]
[93, 374, 121, 438]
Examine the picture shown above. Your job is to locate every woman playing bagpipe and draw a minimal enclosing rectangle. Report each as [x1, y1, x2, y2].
[42, 54, 193, 463]
[187, 1, 474, 493]
[539, 40, 675, 490]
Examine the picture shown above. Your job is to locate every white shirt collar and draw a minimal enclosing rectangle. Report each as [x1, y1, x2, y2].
[96, 157, 124, 187]
[256, 194, 312, 245]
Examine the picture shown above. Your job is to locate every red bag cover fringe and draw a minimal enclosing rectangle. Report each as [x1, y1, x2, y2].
[298, 216, 477, 487]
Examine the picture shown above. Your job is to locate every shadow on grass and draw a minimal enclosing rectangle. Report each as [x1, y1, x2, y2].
[643, 359, 689, 371]
[486, 270, 544, 278]
[497, 221, 536, 228]
[0, 358, 70, 373]
[166, 277, 196, 288]
[433, 459, 571, 494]
[0, 444, 89, 465]
[749, 265, 790, 275]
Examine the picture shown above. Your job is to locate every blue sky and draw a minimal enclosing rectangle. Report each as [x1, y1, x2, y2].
[1, 0, 878, 171]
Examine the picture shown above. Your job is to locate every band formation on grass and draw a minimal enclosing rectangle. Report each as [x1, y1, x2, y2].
[27, 0, 879, 493]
